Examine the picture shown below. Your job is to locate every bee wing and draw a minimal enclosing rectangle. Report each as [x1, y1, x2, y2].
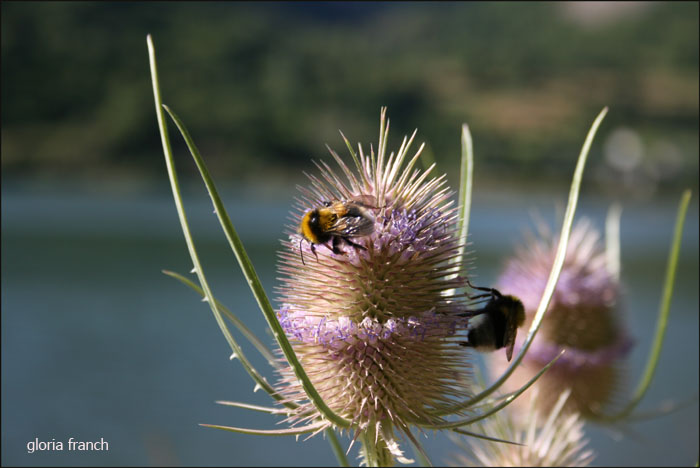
[504, 318, 519, 362]
[329, 214, 375, 237]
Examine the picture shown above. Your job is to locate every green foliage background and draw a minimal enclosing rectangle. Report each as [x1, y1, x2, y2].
[2, 2, 698, 194]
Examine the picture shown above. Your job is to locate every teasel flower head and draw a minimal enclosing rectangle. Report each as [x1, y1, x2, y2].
[450, 388, 595, 467]
[273, 109, 473, 462]
[489, 218, 633, 416]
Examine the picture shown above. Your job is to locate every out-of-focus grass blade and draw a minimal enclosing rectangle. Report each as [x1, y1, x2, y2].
[605, 203, 622, 281]
[452, 428, 524, 446]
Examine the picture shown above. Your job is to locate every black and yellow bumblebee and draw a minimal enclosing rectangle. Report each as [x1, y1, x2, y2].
[298, 199, 376, 265]
[458, 284, 526, 362]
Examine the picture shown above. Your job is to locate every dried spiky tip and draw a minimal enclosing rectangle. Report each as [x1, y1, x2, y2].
[451, 388, 595, 467]
[491, 218, 633, 415]
[274, 109, 473, 452]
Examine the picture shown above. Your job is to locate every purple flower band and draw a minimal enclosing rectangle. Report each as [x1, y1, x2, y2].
[278, 304, 460, 350]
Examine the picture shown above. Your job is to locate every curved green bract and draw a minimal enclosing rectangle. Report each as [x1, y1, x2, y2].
[472, 107, 609, 405]
[452, 428, 524, 446]
[445, 123, 474, 298]
[148, 35, 293, 409]
[422, 351, 564, 430]
[161, 104, 350, 430]
[215, 400, 285, 414]
[590, 189, 692, 422]
[431, 108, 608, 417]
[456, 123, 474, 262]
[200, 421, 327, 436]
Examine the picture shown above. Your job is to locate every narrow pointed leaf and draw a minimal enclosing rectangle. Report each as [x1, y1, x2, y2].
[161, 104, 350, 429]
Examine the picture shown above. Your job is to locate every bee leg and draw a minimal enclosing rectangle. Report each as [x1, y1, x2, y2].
[456, 310, 476, 317]
[310, 243, 319, 262]
[343, 238, 367, 252]
[465, 279, 501, 300]
[330, 236, 344, 255]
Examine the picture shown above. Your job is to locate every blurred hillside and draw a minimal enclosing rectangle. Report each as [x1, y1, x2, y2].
[1, 2, 698, 196]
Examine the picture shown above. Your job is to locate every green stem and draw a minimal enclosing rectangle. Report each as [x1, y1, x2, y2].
[325, 429, 350, 467]
[359, 426, 394, 467]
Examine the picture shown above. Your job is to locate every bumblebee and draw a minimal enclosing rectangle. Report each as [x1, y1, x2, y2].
[458, 285, 526, 362]
[298, 200, 376, 265]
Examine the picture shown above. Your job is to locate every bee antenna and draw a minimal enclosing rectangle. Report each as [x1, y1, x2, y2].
[299, 238, 306, 266]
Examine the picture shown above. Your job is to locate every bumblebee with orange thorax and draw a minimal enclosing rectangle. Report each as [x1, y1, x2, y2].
[298, 200, 376, 265]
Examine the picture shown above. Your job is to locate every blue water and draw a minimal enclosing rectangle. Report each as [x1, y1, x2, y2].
[2, 185, 698, 466]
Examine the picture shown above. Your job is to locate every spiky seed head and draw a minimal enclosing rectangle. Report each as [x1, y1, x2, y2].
[274, 109, 473, 458]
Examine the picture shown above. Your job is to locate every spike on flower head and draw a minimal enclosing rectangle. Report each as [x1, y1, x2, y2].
[489, 218, 633, 416]
[273, 109, 474, 459]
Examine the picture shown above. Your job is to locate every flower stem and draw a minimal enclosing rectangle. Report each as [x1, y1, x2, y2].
[360, 425, 394, 467]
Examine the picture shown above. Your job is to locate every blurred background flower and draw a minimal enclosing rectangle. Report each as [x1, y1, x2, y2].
[2, 2, 697, 466]
[488, 218, 633, 417]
